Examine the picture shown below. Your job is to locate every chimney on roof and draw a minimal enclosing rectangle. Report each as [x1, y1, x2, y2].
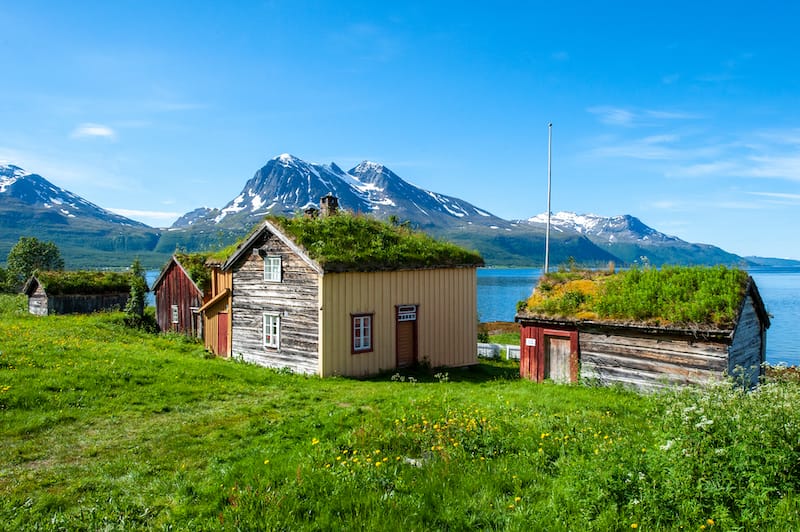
[320, 193, 338, 217]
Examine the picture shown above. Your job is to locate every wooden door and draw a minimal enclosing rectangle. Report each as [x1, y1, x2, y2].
[217, 312, 229, 356]
[544, 336, 571, 383]
[396, 305, 418, 368]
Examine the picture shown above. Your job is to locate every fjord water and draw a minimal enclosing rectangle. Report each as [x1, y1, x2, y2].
[477, 267, 800, 366]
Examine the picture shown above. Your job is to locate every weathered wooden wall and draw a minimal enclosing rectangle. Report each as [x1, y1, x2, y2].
[728, 293, 766, 388]
[579, 324, 731, 391]
[230, 232, 321, 374]
[319, 267, 478, 377]
[154, 261, 204, 336]
[27, 284, 48, 316]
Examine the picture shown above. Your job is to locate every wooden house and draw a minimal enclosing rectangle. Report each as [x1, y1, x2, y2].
[152, 255, 205, 337]
[515, 269, 770, 390]
[219, 210, 484, 376]
[23, 271, 132, 316]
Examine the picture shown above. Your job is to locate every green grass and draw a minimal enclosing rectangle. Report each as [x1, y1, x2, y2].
[523, 266, 750, 328]
[274, 212, 484, 271]
[2, 294, 800, 530]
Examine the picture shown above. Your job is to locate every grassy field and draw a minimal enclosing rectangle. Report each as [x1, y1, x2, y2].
[2, 294, 800, 530]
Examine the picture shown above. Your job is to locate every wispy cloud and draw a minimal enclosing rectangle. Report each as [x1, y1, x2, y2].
[107, 208, 181, 227]
[71, 123, 116, 140]
[587, 106, 636, 127]
[587, 106, 701, 127]
[749, 191, 800, 204]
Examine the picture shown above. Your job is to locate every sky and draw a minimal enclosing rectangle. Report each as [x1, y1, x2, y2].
[1, 1, 799, 259]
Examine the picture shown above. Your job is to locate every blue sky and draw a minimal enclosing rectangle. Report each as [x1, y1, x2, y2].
[2, 1, 799, 259]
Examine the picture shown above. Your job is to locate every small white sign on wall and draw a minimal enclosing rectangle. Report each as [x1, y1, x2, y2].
[525, 338, 536, 347]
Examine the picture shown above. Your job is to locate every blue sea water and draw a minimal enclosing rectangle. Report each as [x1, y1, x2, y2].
[477, 267, 800, 366]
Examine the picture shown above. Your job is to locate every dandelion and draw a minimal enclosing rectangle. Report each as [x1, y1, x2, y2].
[311, 438, 320, 445]
[631, 524, 638, 529]
[263, 459, 270, 464]
[707, 518, 715, 526]
[514, 496, 521, 503]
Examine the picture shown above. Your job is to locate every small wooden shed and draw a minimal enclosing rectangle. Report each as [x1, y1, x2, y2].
[152, 255, 205, 337]
[23, 271, 132, 316]
[515, 269, 770, 390]
[220, 209, 484, 376]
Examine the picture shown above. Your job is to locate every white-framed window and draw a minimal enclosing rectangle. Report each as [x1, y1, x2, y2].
[263, 313, 280, 348]
[171, 304, 179, 324]
[263, 256, 282, 282]
[352, 314, 373, 353]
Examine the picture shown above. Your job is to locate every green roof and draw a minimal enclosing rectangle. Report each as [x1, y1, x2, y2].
[518, 266, 755, 329]
[30, 271, 133, 295]
[269, 213, 484, 272]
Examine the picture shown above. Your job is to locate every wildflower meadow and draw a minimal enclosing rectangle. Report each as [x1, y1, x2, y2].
[2, 293, 800, 530]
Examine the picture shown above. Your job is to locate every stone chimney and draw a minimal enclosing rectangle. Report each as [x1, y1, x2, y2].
[320, 193, 338, 217]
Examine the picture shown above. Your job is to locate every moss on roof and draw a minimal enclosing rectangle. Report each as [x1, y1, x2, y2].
[519, 265, 751, 329]
[269, 213, 484, 271]
[33, 271, 133, 295]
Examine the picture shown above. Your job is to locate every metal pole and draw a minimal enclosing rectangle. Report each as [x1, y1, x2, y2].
[544, 122, 552, 274]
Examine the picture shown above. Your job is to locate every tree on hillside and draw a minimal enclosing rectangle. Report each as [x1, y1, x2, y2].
[6, 237, 64, 290]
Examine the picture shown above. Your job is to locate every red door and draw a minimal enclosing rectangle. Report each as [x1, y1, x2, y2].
[217, 312, 229, 356]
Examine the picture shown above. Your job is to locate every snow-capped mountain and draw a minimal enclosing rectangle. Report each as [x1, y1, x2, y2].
[523, 211, 682, 244]
[0, 163, 159, 268]
[178, 154, 509, 230]
[0, 164, 147, 227]
[519, 210, 740, 266]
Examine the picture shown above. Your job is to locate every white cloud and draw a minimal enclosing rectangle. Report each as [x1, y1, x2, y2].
[587, 106, 700, 127]
[748, 192, 800, 204]
[108, 207, 180, 227]
[71, 123, 116, 140]
[587, 106, 635, 127]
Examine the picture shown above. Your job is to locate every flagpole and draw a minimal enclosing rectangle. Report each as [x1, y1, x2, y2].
[544, 122, 552, 274]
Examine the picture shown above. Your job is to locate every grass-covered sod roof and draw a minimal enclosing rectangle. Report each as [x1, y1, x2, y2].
[519, 265, 751, 329]
[269, 213, 484, 271]
[30, 271, 134, 295]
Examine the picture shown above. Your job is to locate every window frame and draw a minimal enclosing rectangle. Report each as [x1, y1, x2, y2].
[171, 304, 179, 324]
[263, 312, 280, 349]
[351, 313, 374, 354]
[263, 255, 282, 282]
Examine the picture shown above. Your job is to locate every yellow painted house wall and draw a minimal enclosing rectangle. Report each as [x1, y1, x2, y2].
[319, 267, 478, 377]
[202, 267, 233, 356]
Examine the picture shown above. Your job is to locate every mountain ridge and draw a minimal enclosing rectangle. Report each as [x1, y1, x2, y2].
[2, 158, 794, 269]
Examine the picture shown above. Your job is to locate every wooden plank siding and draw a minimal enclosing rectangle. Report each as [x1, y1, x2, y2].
[202, 267, 233, 356]
[319, 267, 478, 377]
[230, 232, 321, 374]
[728, 293, 767, 388]
[579, 326, 730, 391]
[154, 260, 204, 336]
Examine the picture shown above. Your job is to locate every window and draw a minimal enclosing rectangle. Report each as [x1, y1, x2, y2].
[264, 256, 281, 282]
[263, 313, 280, 348]
[171, 304, 179, 324]
[352, 314, 373, 353]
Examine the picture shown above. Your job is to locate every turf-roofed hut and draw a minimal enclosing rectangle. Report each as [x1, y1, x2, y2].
[514, 266, 770, 390]
[152, 254, 208, 337]
[23, 271, 133, 316]
[220, 202, 484, 377]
